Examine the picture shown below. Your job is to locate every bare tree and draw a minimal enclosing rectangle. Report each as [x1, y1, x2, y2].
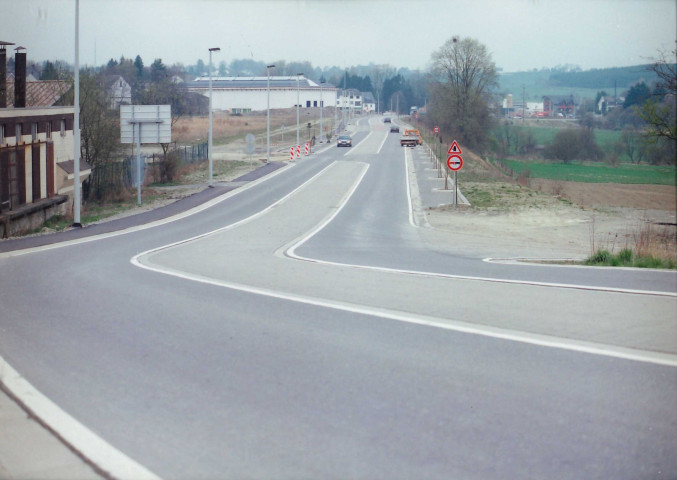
[640, 48, 677, 143]
[429, 36, 498, 149]
[77, 69, 123, 168]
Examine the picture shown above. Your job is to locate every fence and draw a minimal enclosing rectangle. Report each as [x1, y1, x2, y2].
[83, 142, 208, 201]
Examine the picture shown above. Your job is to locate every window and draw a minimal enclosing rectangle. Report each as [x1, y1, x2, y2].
[306, 100, 311, 107]
[15, 123, 22, 142]
[313, 101, 317, 107]
[0, 124, 4, 144]
[60, 119, 66, 137]
[31, 122, 38, 141]
[46, 121, 52, 139]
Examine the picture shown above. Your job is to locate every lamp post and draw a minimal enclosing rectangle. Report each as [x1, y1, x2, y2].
[296, 73, 303, 152]
[266, 64, 275, 163]
[73, 0, 81, 226]
[208, 46, 220, 187]
[319, 79, 325, 142]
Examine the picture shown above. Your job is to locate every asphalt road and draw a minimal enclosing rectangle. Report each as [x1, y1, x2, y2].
[1, 115, 676, 479]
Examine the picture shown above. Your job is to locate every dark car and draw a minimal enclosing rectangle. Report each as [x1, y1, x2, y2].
[337, 135, 352, 147]
[390, 125, 399, 133]
[383, 117, 391, 123]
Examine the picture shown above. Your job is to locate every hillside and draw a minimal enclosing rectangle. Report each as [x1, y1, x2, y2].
[496, 64, 667, 101]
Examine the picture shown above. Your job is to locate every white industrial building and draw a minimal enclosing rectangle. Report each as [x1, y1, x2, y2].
[183, 76, 338, 113]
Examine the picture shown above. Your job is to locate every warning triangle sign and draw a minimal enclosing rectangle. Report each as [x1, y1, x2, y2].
[448, 140, 462, 155]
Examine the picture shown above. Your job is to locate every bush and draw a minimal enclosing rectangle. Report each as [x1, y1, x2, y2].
[544, 128, 603, 163]
[586, 249, 612, 264]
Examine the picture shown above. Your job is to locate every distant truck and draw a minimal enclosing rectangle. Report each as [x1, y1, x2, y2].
[400, 129, 422, 147]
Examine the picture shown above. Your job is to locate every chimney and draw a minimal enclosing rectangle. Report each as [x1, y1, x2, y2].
[0, 41, 15, 108]
[14, 47, 26, 108]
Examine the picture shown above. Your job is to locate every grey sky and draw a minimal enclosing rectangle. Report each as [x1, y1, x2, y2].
[2, 0, 675, 72]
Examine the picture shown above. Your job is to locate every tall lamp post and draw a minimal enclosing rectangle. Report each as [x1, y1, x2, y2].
[208, 47, 220, 187]
[266, 64, 275, 163]
[296, 73, 303, 151]
[319, 79, 325, 142]
[73, 0, 81, 226]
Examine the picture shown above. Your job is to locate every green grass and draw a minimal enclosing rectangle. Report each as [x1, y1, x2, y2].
[584, 249, 676, 269]
[463, 186, 494, 207]
[496, 158, 676, 185]
[496, 125, 622, 148]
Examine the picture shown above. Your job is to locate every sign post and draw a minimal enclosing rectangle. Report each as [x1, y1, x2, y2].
[446, 140, 463, 207]
[120, 105, 171, 205]
[245, 133, 256, 167]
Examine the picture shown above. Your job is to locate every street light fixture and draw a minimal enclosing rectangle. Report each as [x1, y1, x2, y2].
[320, 79, 325, 142]
[296, 73, 303, 153]
[208, 46, 220, 187]
[266, 64, 275, 163]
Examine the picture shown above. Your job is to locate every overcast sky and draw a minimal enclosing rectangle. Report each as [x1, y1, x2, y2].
[2, 0, 675, 73]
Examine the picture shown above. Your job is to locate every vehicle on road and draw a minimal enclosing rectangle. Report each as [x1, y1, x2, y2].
[383, 117, 391, 123]
[337, 135, 352, 147]
[390, 125, 399, 133]
[400, 129, 422, 147]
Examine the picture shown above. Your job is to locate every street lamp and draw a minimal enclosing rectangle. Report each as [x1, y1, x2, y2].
[73, 0, 81, 226]
[266, 64, 275, 163]
[320, 79, 325, 142]
[208, 46, 220, 187]
[296, 73, 303, 153]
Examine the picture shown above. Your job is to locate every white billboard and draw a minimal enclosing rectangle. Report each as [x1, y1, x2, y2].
[120, 105, 172, 144]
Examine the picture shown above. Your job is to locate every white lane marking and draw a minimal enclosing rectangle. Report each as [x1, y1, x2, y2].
[129, 153, 677, 367]
[404, 145, 430, 229]
[131, 161, 346, 265]
[0, 357, 161, 479]
[133, 255, 677, 368]
[281, 163, 369, 259]
[0, 163, 340, 480]
[0, 163, 292, 260]
[344, 130, 374, 156]
[376, 129, 389, 154]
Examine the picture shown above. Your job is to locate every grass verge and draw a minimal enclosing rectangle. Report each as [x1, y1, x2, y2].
[584, 248, 676, 269]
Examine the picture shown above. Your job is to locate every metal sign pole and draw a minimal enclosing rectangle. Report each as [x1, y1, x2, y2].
[137, 122, 142, 205]
[454, 170, 458, 207]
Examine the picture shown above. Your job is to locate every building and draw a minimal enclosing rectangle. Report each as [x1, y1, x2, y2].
[337, 89, 362, 113]
[543, 95, 576, 117]
[597, 95, 623, 115]
[362, 91, 376, 113]
[105, 74, 132, 110]
[0, 42, 89, 237]
[182, 76, 337, 113]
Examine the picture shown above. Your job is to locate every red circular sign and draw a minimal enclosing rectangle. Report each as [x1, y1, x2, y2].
[447, 154, 463, 171]
[433, 126, 440, 134]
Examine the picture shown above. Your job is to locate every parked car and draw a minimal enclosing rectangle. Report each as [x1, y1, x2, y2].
[390, 125, 400, 133]
[383, 117, 391, 123]
[337, 135, 352, 147]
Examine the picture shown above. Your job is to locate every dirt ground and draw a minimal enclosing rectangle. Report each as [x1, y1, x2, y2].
[426, 177, 675, 260]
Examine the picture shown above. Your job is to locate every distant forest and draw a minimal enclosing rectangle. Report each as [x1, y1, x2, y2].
[548, 64, 663, 89]
[496, 63, 674, 100]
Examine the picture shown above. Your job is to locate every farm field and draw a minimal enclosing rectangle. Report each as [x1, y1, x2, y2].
[496, 158, 676, 186]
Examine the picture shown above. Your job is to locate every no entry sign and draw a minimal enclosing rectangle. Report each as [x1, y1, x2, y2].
[447, 154, 463, 171]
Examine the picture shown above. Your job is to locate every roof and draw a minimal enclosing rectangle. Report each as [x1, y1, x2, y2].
[57, 159, 92, 175]
[104, 75, 130, 88]
[5, 78, 71, 107]
[183, 76, 336, 90]
[543, 95, 575, 103]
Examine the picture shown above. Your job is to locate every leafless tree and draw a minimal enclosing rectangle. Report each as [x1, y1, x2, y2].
[640, 47, 677, 143]
[428, 36, 498, 149]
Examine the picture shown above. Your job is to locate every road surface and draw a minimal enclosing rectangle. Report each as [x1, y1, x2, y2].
[1, 116, 676, 479]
